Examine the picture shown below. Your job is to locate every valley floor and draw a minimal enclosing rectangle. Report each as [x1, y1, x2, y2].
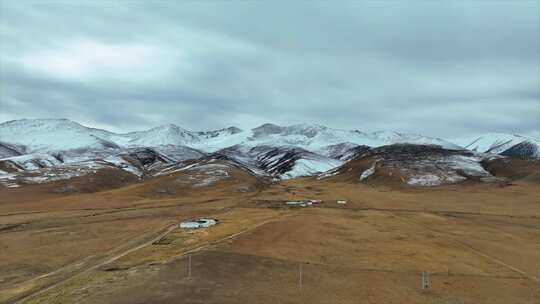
[1, 179, 540, 303]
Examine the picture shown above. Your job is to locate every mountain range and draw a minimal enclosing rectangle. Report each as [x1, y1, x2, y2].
[0, 119, 538, 188]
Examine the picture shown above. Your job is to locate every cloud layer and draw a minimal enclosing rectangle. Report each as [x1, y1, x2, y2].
[1, 1, 539, 139]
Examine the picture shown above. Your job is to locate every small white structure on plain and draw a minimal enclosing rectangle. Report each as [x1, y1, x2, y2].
[179, 218, 218, 229]
[286, 201, 314, 207]
[337, 200, 347, 204]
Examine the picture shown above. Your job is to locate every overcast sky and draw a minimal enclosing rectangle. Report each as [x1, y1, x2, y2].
[0, 1, 539, 140]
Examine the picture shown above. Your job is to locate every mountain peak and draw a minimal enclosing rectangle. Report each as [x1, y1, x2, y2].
[371, 130, 401, 138]
[124, 123, 199, 147]
[251, 123, 285, 137]
[0, 118, 118, 152]
[253, 123, 282, 129]
[226, 126, 243, 134]
[251, 123, 330, 138]
[0, 118, 80, 128]
[197, 126, 243, 139]
[287, 123, 328, 131]
[284, 123, 329, 138]
[149, 124, 188, 132]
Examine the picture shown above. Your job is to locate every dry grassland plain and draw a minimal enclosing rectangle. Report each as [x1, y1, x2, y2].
[1, 174, 539, 304]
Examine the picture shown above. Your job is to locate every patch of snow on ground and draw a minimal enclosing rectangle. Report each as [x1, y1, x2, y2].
[174, 163, 232, 187]
[407, 174, 443, 186]
[448, 155, 489, 175]
[401, 154, 495, 186]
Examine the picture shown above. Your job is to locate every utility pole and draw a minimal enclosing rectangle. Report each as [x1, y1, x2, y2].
[299, 263, 303, 290]
[188, 255, 192, 279]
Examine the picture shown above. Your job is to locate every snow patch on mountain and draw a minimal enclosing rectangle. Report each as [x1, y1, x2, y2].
[407, 174, 445, 186]
[281, 157, 343, 179]
[168, 160, 238, 187]
[399, 154, 493, 186]
[181, 163, 231, 187]
[360, 162, 376, 181]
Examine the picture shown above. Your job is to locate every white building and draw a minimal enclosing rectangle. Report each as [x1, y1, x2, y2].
[286, 201, 313, 207]
[179, 218, 218, 229]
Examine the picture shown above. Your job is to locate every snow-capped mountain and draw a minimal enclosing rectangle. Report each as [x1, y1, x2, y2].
[0, 119, 461, 154]
[191, 123, 461, 152]
[197, 126, 243, 139]
[1, 118, 538, 187]
[0, 119, 121, 152]
[122, 124, 200, 147]
[456, 133, 540, 158]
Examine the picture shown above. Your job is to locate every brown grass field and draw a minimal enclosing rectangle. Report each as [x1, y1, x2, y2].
[1, 169, 539, 303]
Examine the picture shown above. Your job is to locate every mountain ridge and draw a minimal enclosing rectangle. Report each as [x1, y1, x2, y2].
[0, 118, 464, 153]
[1, 118, 538, 188]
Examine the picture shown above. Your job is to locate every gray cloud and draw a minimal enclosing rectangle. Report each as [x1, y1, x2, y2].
[0, 0, 539, 139]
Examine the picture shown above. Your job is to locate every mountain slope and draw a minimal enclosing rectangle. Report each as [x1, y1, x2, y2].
[0, 119, 120, 152]
[315, 143, 371, 161]
[0, 142, 26, 158]
[500, 141, 540, 159]
[122, 124, 200, 147]
[251, 146, 343, 179]
[458, 133, 540, 158]
[319, 144, 506, 187]
[214, 144, 343, 179]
